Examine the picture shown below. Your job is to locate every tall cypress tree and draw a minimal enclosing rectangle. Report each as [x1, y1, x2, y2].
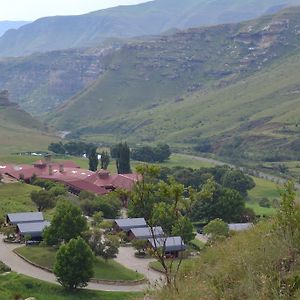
[88, 147, 98, 171]
[116, 142, 131, 174]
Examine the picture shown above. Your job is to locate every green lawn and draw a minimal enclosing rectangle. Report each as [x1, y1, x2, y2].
[15, 246, 144, 281]
[0, 273, 141, 300]
[0, 183, 40, 218]
[249, 177, 281, 201]
[189, 239, 206, 251]
[149, 259, 196, 274]
[246, 202, 276, 217]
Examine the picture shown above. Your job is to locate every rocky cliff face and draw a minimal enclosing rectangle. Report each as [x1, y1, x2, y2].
[0, 47, 114, 115]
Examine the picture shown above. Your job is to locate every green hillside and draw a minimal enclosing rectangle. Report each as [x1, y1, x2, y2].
[0, 91, 57, 154]
[1, 0, 300, 57]
[48, 7, 300, 161]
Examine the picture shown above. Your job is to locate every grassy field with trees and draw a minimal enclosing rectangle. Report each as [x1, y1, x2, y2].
[15, 246, 144, 281]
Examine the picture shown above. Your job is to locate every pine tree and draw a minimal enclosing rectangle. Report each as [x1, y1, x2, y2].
[88, 147, 98, 171]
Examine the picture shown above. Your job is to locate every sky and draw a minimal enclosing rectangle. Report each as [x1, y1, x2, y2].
[0, 0, 150, 21]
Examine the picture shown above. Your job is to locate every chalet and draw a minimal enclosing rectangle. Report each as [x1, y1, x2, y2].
[16, 221, 50, 240]
[6, 212, 44, 226]
[113, 218, 147, 233]
[148, 236, 186, 258]
[128, 226, 164, 241]
[2, 160, 140, 200]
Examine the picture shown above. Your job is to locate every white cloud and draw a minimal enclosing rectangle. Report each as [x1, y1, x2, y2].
[0, 0, 149, 21]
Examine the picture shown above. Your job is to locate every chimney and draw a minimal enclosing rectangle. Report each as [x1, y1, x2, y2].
[48, 165, 53, 176]
[98, 170, 110, 179]
[59, 164, 64, 173]
[44, 154, 52, 164]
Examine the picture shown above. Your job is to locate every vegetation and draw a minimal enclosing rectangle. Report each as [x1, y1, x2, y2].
[0, 183, 40, 218]
[203, 219, 229, 242]
[43, 201, 88, 245]
[129, 164, 195, 286]
[0, 273, 141, 300]
[100, 151, 110, 170]
[30, 190, 56, 212]
[156, 182, 300, 299]
[131, 144, 171, 163]
[15, 246, 144, 281]
[190, 179, 250, 223]
[54, 237, 94, 290]
[111, 143, 131, 174]
[0, 261, 11, 274]
[88, 147, 98, 171]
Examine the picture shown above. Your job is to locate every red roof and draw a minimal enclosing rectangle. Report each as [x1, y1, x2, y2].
[2, 161, 139, 196]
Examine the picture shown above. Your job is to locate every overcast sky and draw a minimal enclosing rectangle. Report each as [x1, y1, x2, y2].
[0, 0, 150, 21]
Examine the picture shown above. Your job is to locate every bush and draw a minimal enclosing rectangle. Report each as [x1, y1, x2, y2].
[259, 197, 271, 208]
[0, 261, 11, 273]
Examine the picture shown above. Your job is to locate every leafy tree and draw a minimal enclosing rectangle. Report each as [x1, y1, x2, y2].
[114, 142, 131, 174]
[30, 190, 56, 212]
[131, 143, 171, 163]
[91, 211, 103, 227]
[190, 179, 245, 223]
[48, 142, 66, 154]
[43, 201, 88, 245]
[203, 218, 229, 242]
[88, 147, 98, 171]
[221, 169, 255, 197]
[129, 164, 193, 287]
[259, 197, 271, 208]
[54, 237, 94, 290]
[172, 216, 195, 244]
[132, 239, 147, 255]
[85, 229, 119, 260]
[100, 151, 110, 170]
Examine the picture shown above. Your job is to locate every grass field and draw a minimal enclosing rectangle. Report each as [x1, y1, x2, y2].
[0, 273, 141, 300]
[15, 246, 144, 281]
[149, 259, 196, 274]
[0, 183, 40, 218]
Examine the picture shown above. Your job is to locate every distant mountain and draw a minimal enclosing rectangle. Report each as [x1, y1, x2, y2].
[0, 91, 56, 154]
[47, 7, 300, 161]
[1, 0, 300, 57]
[0, 45, 118, 115]
[0, 21, 30, 37]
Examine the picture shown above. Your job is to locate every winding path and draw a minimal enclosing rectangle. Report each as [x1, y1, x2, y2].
[0, 235, 148, 292]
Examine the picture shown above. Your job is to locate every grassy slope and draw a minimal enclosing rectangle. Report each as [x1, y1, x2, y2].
[156, 221, 300, 300]
[49, 7, 300, 161]
[0, 183, 40, 218]
[0, 106, 57, 154]
[15, 246, 144, 281]
[0, 273, 141, 300]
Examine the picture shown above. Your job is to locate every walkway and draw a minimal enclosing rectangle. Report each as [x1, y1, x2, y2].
[115, 247, 163, 287]
[0, 235, 147, 292]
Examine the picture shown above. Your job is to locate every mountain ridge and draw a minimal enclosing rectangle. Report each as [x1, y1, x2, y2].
[47, 6, 300, 161]
[1, 0, 300, 57]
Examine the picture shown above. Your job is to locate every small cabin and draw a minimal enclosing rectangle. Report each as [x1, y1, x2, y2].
[16, 221, 50, 240]
[6, 212, 44, 226]
[128, 226, 164, 241]
[113, 218, 147, 233]
[147, 236, 186, 258]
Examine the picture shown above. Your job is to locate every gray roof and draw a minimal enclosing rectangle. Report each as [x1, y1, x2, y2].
[130, 226, 164, 240]
[148, 236, 186, 252]
[228, 223, 253, 231]
[115, 218, 147, 231]
[17, 221, 50, 237]
[7, 212, 44, 225]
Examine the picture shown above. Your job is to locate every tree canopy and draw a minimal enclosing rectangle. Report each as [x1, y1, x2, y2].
[54, 237, 94, 290]
[43, 201, 88, 245]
